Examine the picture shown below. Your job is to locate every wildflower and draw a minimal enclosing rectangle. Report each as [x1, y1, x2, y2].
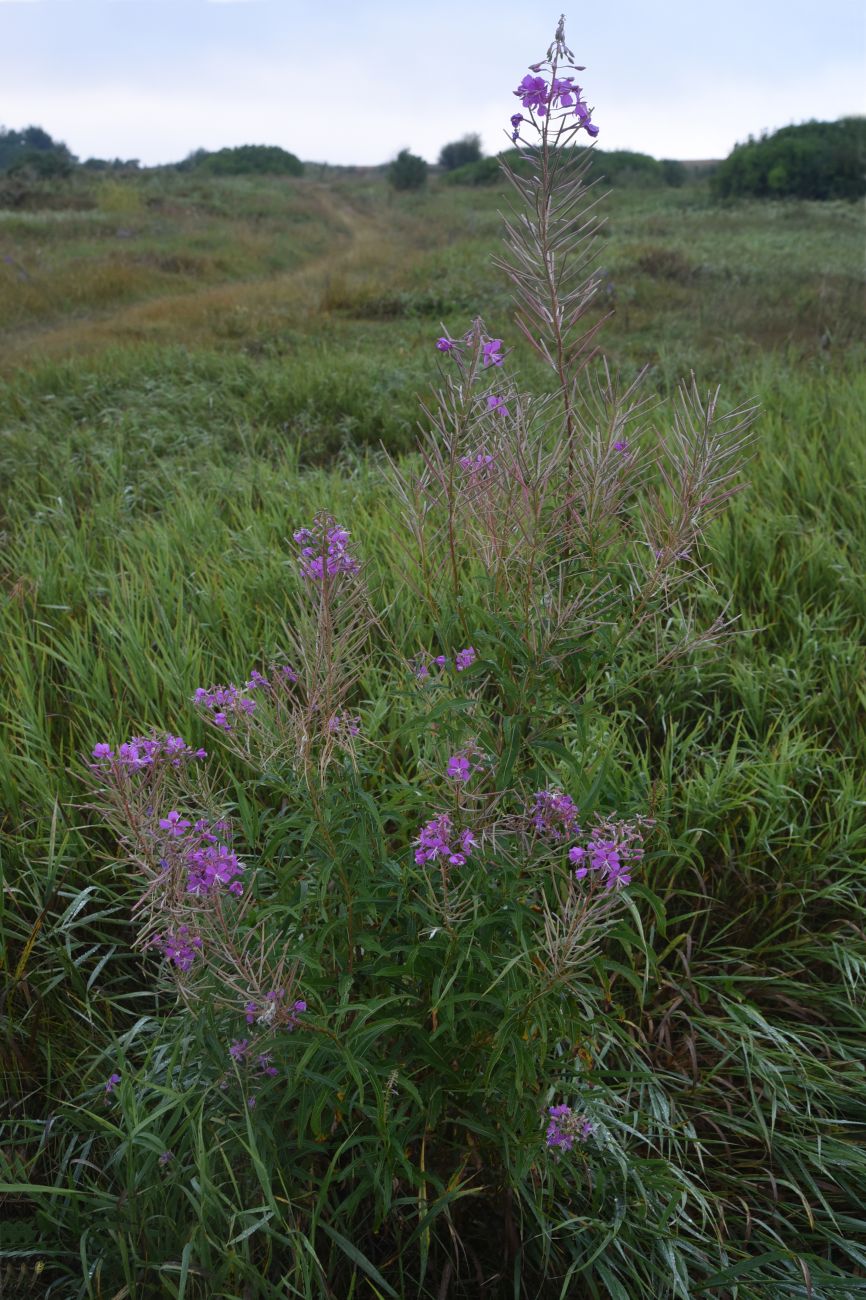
[287, 999, 307, 1031]
[546, 1104, 593, 1150]
[152, 926, 203, 972]
[613, 440, 628, 453]
[447, 754, 471, 782]
[510, 112, 524, 141]
[257, 1053, 279, 1077]
[436, 337, 455, 352]
[91, 743, 113, 762]
[229, 1039, 249, 1062]
[487, 395, 509, 416]
[433, 654, 448, 669]
[158, 1150, 173, 1166]
[531, 789, 580, 840]
[415, 812, 474, 868]
[105, 1073, 121, 1095]
[458, 450, 494, 474]
[514, 73, 550, 115]
[328, 713, 361, 737]
[186, 843, 244, 895]
[482, 338, 504, 368]
[159, 810, 191, 838]
[571, 817, 648, 890]
[247, 1096, 257, 1109]
[294, 517, 359, 581]
[455, 646, 476, 671]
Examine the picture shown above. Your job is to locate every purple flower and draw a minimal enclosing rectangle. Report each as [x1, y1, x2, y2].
[447, 754, 471, 782]
[158, 1150, 173, 1166]
[546, 1103, 593, 1150]
[328, 713, 361, 738]
[433, 655, 448, 669]
[458, 450, 494, 474]
[436, 337, 455, 352]
[531, 790, 580, 841]
[510, 112, 524, 142]
[105, 1073, 121, 1095]
[514, 74, 550, 115]
[415, 813, 474, 868]
[482, 338, 504, 368]
[571, 817, 648, 890]
[152, 926, 202, 972]
[613, 440, 628, 453]
[455, 646, 476, 671]
[91, 743, 113, 762]
[229, 1039, 249, 1062]
[294, 517, 360, 581]
[487, 395, 509, 417]
[159, 810, 192, 838]
[186, 842, 244, 896]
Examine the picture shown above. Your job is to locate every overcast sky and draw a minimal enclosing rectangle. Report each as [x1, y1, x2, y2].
[1, 0, 863, 166]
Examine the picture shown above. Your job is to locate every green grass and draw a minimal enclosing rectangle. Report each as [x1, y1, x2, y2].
[1, 170, 864, 1297]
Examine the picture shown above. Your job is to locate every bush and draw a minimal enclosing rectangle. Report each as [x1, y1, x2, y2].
[445, 146, 669, 188]
[388, 148, 428, 191]
[712, 117, 866, 200]
[438, 133, 483, 170]
[196, 145, 304, 177]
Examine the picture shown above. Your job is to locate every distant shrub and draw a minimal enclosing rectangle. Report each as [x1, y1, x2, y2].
[388, 148, 428, 191]
[7, 148, 75, 179]
[660, 158, 687, 187]
[438, 133, 483, 170]
[712, 118, 866, 200]
[445, 146, 675, 188]
[0, 124, 76, 172]
[197, 145, 304, 177]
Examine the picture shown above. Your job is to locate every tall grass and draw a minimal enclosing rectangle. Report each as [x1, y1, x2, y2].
[1, 38, 865, 1300]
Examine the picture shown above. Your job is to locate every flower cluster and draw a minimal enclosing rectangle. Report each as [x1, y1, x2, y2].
[434, 329, 507, 368]
[150, 925, 203, 972]
[546, 1104, 594, 1150]
[327, 712, 361, 738]
[415, 813, 475, 867]
[194, 664, 296, 731]
[569, 818, 647, 891]
[243, 989, 307, 1031]
[513, 73, 598, 136]
[458, 450, 495, 475]
[186, 841, 244, 895]
[530, 789, 581, 841]
[155, 813, 245, 897]
[91, 734, 206, 771]
[293, 517, 359, 581]
[414, 646, 477, 681]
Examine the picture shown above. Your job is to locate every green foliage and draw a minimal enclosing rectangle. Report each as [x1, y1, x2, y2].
[659, 158, 686, 187]
[712, 117, 866, 200]
[438, 134, 483, 171]
[445, 146, 684, 189]
[195, 144, 304, 177]
[0, 124, 76, 172]
[389, 149, 428, 192]
[0, 154, 865, 1296]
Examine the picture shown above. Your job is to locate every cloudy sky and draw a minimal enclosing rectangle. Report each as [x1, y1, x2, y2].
[1, 0, 863, 166]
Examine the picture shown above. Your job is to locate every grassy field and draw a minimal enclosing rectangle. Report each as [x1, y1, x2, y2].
[1, 167, 865, 1298]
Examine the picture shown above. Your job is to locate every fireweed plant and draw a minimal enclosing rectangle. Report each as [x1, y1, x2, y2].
[57, 18, 857, 1300]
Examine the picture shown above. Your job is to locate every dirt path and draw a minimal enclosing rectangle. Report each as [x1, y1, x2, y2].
[0, 185, 387, 372]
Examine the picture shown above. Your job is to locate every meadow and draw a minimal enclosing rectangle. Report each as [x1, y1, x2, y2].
[1, 141, 865, 1300]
